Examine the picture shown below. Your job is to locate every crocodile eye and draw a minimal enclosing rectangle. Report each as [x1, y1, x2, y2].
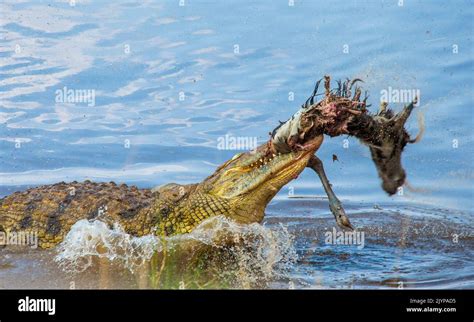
[160, 206, 171, 218]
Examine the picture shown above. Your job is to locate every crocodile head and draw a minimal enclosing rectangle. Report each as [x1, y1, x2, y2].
[203, 136, 323, 224]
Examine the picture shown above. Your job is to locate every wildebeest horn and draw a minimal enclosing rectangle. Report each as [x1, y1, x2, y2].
[396, 97, 418, 125]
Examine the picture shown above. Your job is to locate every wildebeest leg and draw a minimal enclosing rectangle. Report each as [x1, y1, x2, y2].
[307, 155, 354, 230]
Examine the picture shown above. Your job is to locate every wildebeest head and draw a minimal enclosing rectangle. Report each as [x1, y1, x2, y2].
[367, 99, 423, 195]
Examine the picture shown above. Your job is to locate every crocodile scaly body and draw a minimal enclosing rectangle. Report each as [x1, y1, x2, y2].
[0, 180, 238, 248]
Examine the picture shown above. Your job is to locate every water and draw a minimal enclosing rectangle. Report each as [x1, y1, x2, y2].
[0, 0, 473, 289]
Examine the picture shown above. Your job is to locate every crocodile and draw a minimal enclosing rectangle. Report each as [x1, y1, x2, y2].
[0, 76, 422, 248]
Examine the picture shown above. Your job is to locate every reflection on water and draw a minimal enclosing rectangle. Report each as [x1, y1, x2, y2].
[1, 199, 472, 289]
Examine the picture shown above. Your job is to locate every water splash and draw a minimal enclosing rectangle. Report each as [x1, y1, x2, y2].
[54, 220, 160, 274]
[54, 216, 297, 288]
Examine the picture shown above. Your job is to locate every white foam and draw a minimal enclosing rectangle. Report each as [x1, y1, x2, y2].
[54, 220, 160, 273]
[54, 216, 298, 284]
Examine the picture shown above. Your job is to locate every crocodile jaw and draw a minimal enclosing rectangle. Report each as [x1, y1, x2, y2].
[205, 136, 323, 223]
